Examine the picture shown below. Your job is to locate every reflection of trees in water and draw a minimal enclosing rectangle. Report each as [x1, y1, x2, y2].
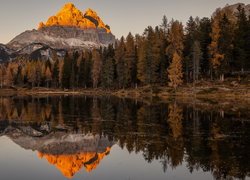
[166, 103, 184, 168]
[0, 96, 249, 179]
[168, 103, 183, 139]
[183, 107, 250, 179]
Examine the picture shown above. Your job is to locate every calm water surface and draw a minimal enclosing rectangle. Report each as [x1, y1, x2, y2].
[0, 96, 249, 180]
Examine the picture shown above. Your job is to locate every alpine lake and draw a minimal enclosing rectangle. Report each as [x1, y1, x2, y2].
[0, 95, 249, 180]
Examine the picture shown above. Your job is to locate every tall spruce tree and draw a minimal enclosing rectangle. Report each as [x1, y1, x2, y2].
[102, 57, 115, 88]
[115, 37, 126, 88]
[234, 5, 248, 71]
[198, 17, 211, 77]
[102, 45, 115, 88]
[184, 16, 196, 82]
[137, 34, 147, 85]
[191, 41, 202, 82]
[218, 14, 234, 77]
[144, 26, 155, 84]
[79, 51, 92, 88]
[125, 32, 137, 87]
[151, 26, 164, 84]
[137, 26, 161, 85]
[209, 9, 234, 81]
[184, 16, 201, 82]
[159, 16, 169, 85]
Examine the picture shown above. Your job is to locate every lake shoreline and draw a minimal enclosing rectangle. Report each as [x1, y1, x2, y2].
[0, 83, 249, 102]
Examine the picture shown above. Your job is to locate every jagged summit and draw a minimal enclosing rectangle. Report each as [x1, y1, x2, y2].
[38, 147, 111, 178]
[6, 3, 115, 53]
[38, 3, 111, 33]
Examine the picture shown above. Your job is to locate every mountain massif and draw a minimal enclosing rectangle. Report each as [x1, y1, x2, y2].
[1, 123, 113, 178]
[0, 3, 115, 61]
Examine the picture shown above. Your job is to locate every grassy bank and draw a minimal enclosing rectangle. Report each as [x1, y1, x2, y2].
[0, 82, 249, 101]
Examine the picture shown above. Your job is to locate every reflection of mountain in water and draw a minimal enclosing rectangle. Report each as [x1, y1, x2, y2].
[0, 96, 250, 179]
[2, 123, 114, 178]
[38, 148, 110, 178]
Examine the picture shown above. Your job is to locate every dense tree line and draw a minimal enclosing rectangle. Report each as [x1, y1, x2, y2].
[0, 5, 249, 89]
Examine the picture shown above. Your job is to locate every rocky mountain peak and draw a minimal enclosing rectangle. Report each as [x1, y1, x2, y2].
[62, 2, 76, 10]
[6, 3, 116, 53]
[84, 8, 111, 33]
[38, 147, 111, 178]
[85, 8, 97, 16]
[213, 3, 250, 19]
[38, 3, 111, 33]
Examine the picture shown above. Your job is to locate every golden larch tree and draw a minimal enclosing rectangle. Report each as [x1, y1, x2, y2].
[166, 20, 184, 90]
[208, 11, 225, 80]
[167, 52, 183, 90]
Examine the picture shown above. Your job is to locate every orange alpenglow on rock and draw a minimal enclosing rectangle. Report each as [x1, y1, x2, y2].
[38, 3, 111, 33]
[38, 147, 111, 178]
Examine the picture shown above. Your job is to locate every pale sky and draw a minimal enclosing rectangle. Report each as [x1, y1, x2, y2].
[0, 0, 249, 44]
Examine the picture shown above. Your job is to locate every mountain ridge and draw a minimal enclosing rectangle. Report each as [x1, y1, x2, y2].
[7, 3, 115, 51]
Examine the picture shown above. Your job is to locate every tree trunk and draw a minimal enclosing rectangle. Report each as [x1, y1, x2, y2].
[220, 74, 224, 82]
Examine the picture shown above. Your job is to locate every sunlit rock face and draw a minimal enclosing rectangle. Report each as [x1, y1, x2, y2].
[7, 3, 115, 52]
[38, 3, 111, 33]
[7, 26, 115, 51]
[38, 147, 111, 178]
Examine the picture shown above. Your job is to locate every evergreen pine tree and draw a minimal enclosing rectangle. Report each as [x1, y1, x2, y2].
[191, 41, 202, 82]
[198, 17, 211, 77]
[234, 5, 248, 71]
[115, 37, 126, 88]
[218, 14, 234, 77]
[137, 35, 147, 84]
[184, 16, 199, 82]
[102, 57, 115, 88]
[124, 33, 137, 87]
[102, 45, 115, 88]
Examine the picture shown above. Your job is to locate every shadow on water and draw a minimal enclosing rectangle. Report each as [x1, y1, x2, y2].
[0, 96, 249, 179]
